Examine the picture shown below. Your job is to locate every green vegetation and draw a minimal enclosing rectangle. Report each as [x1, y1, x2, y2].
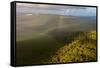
[47, 31, 96, 63]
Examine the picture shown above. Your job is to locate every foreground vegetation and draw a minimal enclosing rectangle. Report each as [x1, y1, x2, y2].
[46, 31, 97, 63]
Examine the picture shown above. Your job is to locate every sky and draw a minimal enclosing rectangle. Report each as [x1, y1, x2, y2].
[16, 3, 96, 16]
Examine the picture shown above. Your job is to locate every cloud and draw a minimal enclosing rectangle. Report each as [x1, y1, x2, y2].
[16, 3, 86, 10]
[16, 3, 96, 16]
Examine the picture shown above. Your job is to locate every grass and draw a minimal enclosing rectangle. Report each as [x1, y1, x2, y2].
[47, 31, 97, 63]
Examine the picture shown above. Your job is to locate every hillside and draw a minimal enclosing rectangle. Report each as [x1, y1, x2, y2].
[45, 31, 97, 63]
